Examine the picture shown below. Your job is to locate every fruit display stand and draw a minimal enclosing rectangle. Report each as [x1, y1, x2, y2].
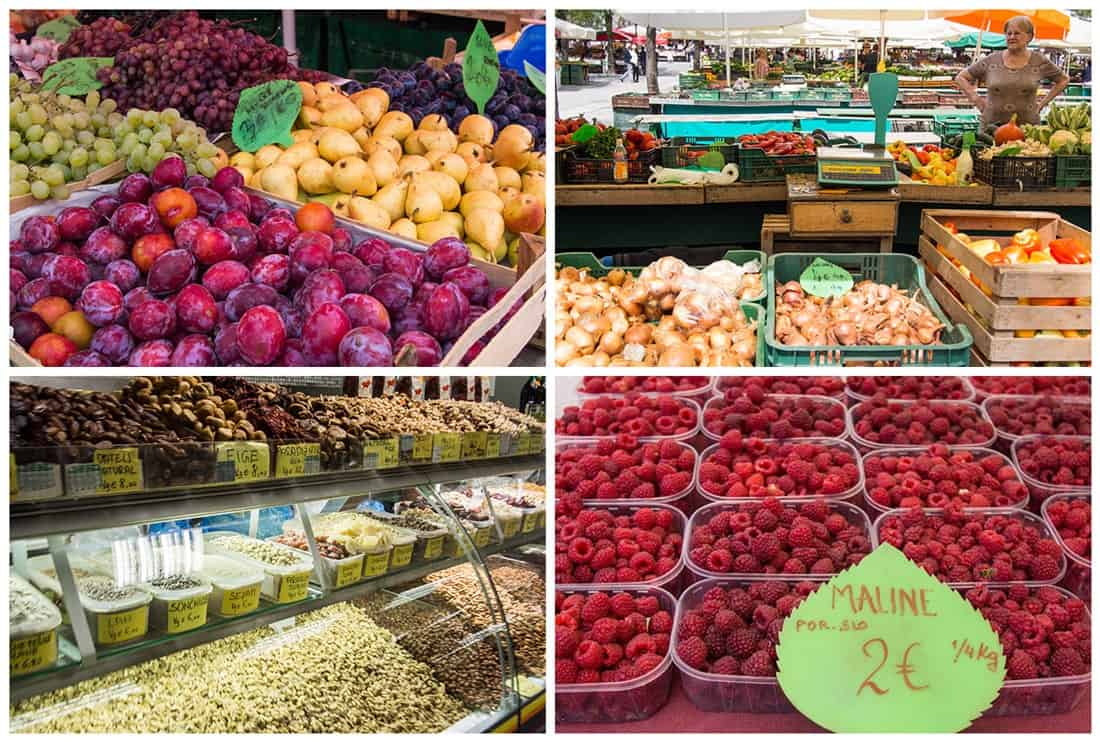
[9, 376, 546, 734]
[554, 373, 1091, 734]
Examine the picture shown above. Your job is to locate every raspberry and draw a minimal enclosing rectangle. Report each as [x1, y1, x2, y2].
[633, 508, 657, 530]
[580, 592, 611, 623]
[706, 549, 734, 573]
[677, 636, 708, 669]
[634, 652, 664, 676]
[590, 546, 616, 569]
[711, 656, 742, 675]
[567, 537, 595, 564]
[1006, 649, 1039, 679]
[1030, 554, 1062, 582]
[751, 532, 781, 562]
[589, 617, 619, 644]
[556, 628, 580, 658]
[1051, 647, 1087, 676]
[649, 610, 673, 634]
[574, 639, 605, 670]
[714, 609, 743, 634]
[726, 628, 758, 658]
[788, 525, 815, 548]
[625, 632, 657, 659]
[741, 649, 776, 676]
[557, 658, 579, 684]
[607, 592, 636, 618]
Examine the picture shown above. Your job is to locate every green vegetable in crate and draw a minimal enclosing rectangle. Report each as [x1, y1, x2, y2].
[580, 126, 620, 160]
[1047, 102, 1091, 134]
[1049, 129, 1080, 155]
[1079, 131, 1090, 155]
[1023, 124, 1052, 145]
[978, 140, 1051, 159]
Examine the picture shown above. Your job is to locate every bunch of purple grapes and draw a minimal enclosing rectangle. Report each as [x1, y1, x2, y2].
[95, 12, 313, 132]
[58, 16, 133, 59]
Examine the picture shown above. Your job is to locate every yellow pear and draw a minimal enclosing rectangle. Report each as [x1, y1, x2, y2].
[292, 128, 317, 143]
[397, 155, 432, 179]
[465, 162, 499, 193]
[296, 158, 335, 194]
[413, 171, 461, 211]
[389, 218, 418, 240]
[233, 165, 254, 183]
[418, 129, 458, 153]
[317, 129, 360, 162]
[375, 111, 414, 141]
[417, 219, 461, 244]
[458, 114, 495, 146]
[495, 234, 512, 263]
[433, 153, 469, 185]
[522, 171, 546, 205]
[259, 164, 299, 201]
[403, 130, 428, 156]
[297, 81, 318, 108]
[353, 94, 386, 129]
[230, 151, 255, 169]
[367, 150, 400, 188]
[526, 152, 546, 173]
[364, 135, 402, 161]
[351, 126, 371, 151]
[254, 144, 283, 169]
[498, 186, 521, 204]
[419, 114, 450, 132]
[332, 156, 377, 196]
[467, 241, 494, 263]
[277, 141, 319, 169]
[249, 168, 264, 189]
[314, 82, 340, 98]
[330, 194, 352, 218]
[351, 87, 389, 114]
[460, 190, 504, 219]
[492, 124, 534, 171]
[456, 141, 488, 168]
[348, 196, 392, 230]
[372, 179, 409, 222]
[501, 193, 545, 234]
[425, 150, 449, 167]
[494, 166, 522, 190]
[438, 211, 465, 238]
[404, 180, 444, 224]
[297, 105, 321, 129]
[465, 208, 505, 254]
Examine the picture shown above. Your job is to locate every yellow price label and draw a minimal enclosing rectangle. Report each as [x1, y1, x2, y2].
[433, 433, 462, 463]
[537, 511, 546, 528]
[485, 434, 502, 458]
[94, 447, 143, 495]
[522, 512, 538, 533]
[412, 434, 434, 461]
[10, 454, 17, 497]
[10, 630, 57, 676]
[474, 526, 491, 548]
[220, 584, 260, 616]
[216, 442, 270, 483]
[275, 443, 321, 478]
[461, 431, 488, 460]
[334, 559, 362, 589]
[364, 438, 399, 469]
[166, 595, 208, 634]
[424, 536, 444, 560]
[363, 552, 390, 578]
[516, 435, 532, 455]
[97, 606, 148, 645]
[276, 571, 310, 603]
[391, 543, 414, 568]
[501, 518, 520, 539]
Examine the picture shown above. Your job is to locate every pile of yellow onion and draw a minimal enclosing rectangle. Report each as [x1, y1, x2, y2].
[555, 257, 760, 367]
[775, 280, 944, 347]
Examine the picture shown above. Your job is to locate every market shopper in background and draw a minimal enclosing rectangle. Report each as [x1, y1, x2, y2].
[954, 15, 1070, 127]
[754, 49, 770, 81]
[638, 44, 647, 81]
[859, 42, 879, 87]
[620, 45, 636, 83]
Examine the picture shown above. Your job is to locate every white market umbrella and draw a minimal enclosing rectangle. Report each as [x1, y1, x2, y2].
[555, 19, 597, 41]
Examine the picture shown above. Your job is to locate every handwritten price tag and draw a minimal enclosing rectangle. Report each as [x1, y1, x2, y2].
[433, 433, 462, 463]
[523, 60, 546, 95]
[41, 57, 113, 96]
[37, 16, 81, 42]
[364, 438, 399, 470]
[522, 512, 539, 533]
[412, 434, 434, 461]
[216, 442, 270, 483]
[461, 431, 487, 460]
[231, 80, 302, 153]
[94, 447, 142, 496]
[462, 21, 501, 115]
[97, 606, 148, 645]
[776, 544, 1005, 732]
[363, 552, 390, 578]
[335, 558, 363, 589]
[10, 630, 57, 676]
[424, 536, 444, 560]
[799, 257, 854, 299]
[485, 434, 502, 459]
[276, 443, 321, 478]
[276, 571, 310, 603]
[391, 543, 414, 568]
[218, 584, 260, 617]
[166, 595, 208, 634]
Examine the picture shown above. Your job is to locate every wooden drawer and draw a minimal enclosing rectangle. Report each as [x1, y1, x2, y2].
[788, 200, 897, 236]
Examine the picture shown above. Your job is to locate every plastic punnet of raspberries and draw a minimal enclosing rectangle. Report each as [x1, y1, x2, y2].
[717, 376, 846, 400]
[846, 376, 972, 401]
[851, 397, 995, 447]
[1013, 436, 1090, 497]
[674, 580, 822, 675]
[1043, 496, 1091, 563]
[580, 376, 709, 395]
[702, 393, 846, 439]
[971, 376, 1091, 399]
[555, 506, 682, 585]
[962, 584, 1090, 681]
[863, 444, 1028, 510]
[985, 396, 1090, 439]
[556, 392, 698, 439]
[555, 589, 670, 684]
[688, 497, 872, 576]
[697, 435, 861, 499]
[878, 507, 1065, 584]
[556, 435, 695, 501]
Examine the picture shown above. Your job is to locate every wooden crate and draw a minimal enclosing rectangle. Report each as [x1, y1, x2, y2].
[10, 160, 126, 214]
[760, 213, 893, 256]
[921, 209, 1091, 298]
[897, 174, 992, 204]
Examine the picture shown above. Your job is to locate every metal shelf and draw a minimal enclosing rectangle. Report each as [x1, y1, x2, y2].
[9, 530, 544, 705]
[10, 455, 545, 540]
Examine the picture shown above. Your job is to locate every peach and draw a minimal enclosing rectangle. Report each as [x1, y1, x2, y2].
[295, 202, 336, 234]
[31, 296, 73, 327]
[151, 187, 198, 229]
[28, 332, 78, 366]
[132, 233, 176, 273]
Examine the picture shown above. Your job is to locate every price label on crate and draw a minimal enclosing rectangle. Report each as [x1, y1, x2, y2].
[335, 559, 362, 589]
[231, 79, 302, 152]
[432, 433, 462, 463]
[522, 512, 539, 533]
[363, 552, 390, 578]
[391, 543, 414, 568]
[485, 434, 502, 459]
[537, 511, 546, 528]
[474, 526, 491, 548]
[461, 431, 487, 460]
[216, 442, 270, 483]
[412, 434, 434, 461]
[10, 454, 16, 498]
[800, 258, 854, 299]
[501, 518, 520, 539]
[423, 536, 444, 560]
[516, 434, 533, 456]
[10, 630, 57, 676]
[15, 462, 64, 501]
[275, 443, 321, 478]
[67, 448, 143, 497]
[776, 545, 1005, 733]
[363, 438, 399, 470]
[221, 585, 261, 617]
[277, 571, 310, 603]
[166, 595, 208, 634]
[462, 21, 500, 115]
[97, 606, 147, 645]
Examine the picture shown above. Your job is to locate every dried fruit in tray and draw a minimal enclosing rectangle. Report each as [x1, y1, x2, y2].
[845, 376, 972, 401]
[698, 434, 861, 499]
[716, 375, 845, 399]
[970, 376, 1090, 399]
[1044, 497, 1091, 563]
[863, 445, 1028, 510]
[555, 506, 681, 586]
[1014, 436, 1090, 491]
[556, 437, 695, 503]
[579, 376, 710, 395]
[702, 394, 844, 439]
[984, 396, 1090, 438]
[555, 590, 670, 684]
[688, 498, 871, 576]
[557, 393, 697, 438]
[851, 398, 994, 447]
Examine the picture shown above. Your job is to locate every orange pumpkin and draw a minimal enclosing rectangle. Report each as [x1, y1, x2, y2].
[994, 114, 1025, 145]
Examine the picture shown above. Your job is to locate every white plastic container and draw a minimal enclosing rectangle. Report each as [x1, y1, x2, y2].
[206, 533, 314, 605]
[25, 553, 99, 621]
[142, 576, 213, 634]
[269, 531, 365, 590]
[715, 375, 847, 400]
[303, 514, 399, 579]
[1041, 492, 1091, 602]
[197, 554, 264, 618]
[363, 511, 449, 565]
[10, 573, 62, 676]
[575, 375, 714, 401]
[1010, 434, 1091, 512]
[78, 578, 153, 648]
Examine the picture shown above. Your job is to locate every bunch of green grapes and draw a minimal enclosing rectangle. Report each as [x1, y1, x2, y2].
[113, 107, 222, 177]
[10, 75, 125, 200]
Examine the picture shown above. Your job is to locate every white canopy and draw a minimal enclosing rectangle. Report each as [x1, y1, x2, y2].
[617, 11, 809, 34]
[555, 18, 597, 41]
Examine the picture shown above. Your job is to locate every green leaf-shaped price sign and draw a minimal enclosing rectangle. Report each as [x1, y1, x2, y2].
[799, 257, 853, 298]
[523, 60, 546, 95]
[40, 57, 113, 96]
[776, 544, 1006, 733]
[231, 79, 303, 153]
[462, 20, 500, 115]
[37, 16, 81, 42]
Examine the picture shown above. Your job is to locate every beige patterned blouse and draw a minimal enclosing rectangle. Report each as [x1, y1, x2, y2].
[964, 50, 1065, 126]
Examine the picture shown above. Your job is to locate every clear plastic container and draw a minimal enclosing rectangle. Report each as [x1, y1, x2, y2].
[1010, 434, 1091, 512]
[197, 554, 264, 618]
[848, 398, 996, 452]
[970, 375, 1092, 403]
[77, 577, 153, 648]
[267, 534, 365, 590]
[556, 394, 702, 444]
[557, 439, 697, 511]
[844, 376, 976, 404]
[696, 438, 864, 505]
[205, 532, 314, 604]
[982, 395, 1091, 454]
[575, 376, 714, 402]
[558, 502, 686, 594]
[362, 510, 450, 565]
[303, 513, 399, 579]
[25, 553, 100, 622]
[555, 583, 677, 723]
[684, 499, 872, 581]
[142, 577, 212, 634]
[1040, 492, 1091, 602]
[700, 393, 848, 443]
[10, 573, 63, 676]
[871, 507, 1067, 587]
[861, 446, 1029, 515]
[715, 375, 847, 400]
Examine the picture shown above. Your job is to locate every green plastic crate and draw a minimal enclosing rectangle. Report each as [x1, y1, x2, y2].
[692, 90, 722, 101]
[660, 136, 738, 170]
[679, 73, 707, 90]
[764, 253, 973, 367]
[1055, 155, 1091, 189]
[737, 147, 816, 183]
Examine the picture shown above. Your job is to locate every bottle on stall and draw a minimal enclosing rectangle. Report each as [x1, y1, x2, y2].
[955, 131, 975, 185]
[613, 137, 628, 183]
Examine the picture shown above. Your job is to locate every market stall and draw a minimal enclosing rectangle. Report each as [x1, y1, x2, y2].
[10, 10, 547, 367]
[553, 374, 1091, 733]
[10, 375, 547, 733]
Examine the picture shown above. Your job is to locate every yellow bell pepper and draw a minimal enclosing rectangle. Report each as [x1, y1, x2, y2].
[966, 239, 1001, 259]
[1012, 228, 1042, 253]
[1028, 251, 1057, 264]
